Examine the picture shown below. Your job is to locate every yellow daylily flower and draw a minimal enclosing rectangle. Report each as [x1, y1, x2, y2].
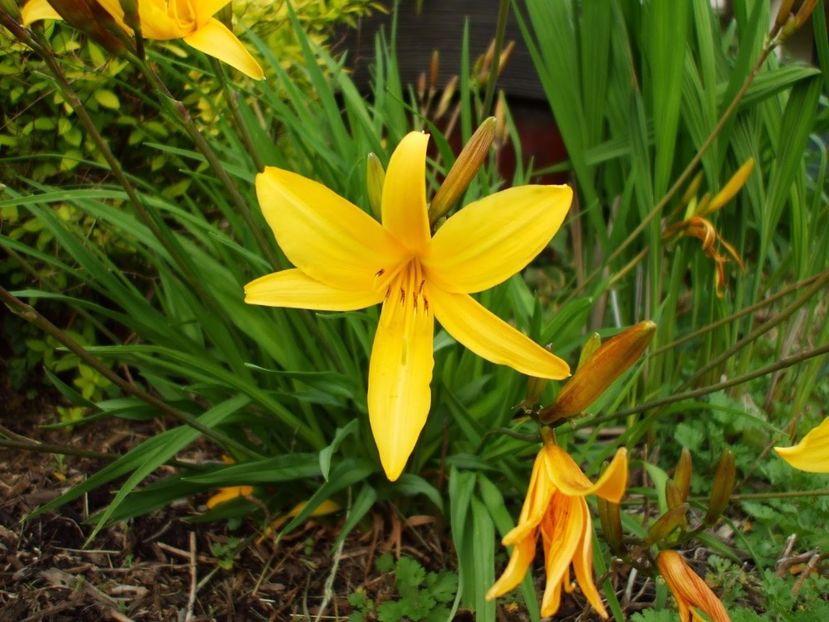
[21, 0, 264, 80]
[486, 442, 628, 618]
[245, 131, 572, 481]
[656, 550, 730, 622]
[774, 417, 829, 472]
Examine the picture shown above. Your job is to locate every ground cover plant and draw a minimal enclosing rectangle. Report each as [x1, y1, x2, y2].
[1, 0, 828, 619]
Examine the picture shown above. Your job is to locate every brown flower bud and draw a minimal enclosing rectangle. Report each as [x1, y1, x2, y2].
[428, 117, 496, 223]
[46, 0, 126, 53]
[673, 447, 693, 502]
[540, 321, 656, 423]
[646, 503, 689, 545]
[665, 479, 685, 510]
[704, 449, 735, 525]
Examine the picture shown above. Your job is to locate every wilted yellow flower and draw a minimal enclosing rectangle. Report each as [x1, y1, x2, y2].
[657, 550, 730, 622]
[205, 485, 254, 509]
[540, 320, 656, 423]
[21, 0, 264, 79]
[245, 131, 572, 481]
[775, 417, 829, 472]
[665, 161, 754, 297]
[486, 441, 628, 618]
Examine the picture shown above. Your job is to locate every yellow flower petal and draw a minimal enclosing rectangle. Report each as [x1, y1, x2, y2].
[571, 498, 608, 618]
[183, 17, 264, 80]
[424, 185, 572, 294]
[381, 132, 431, 253]
[244, 269, 383, 311]
[502, 449, 556, 546]
[192, 0, 233, 25]
[428, 286, 570, 379]
[136, 0, 184, 38]
[206, 485, 253, 509]
[486, 533, 536, 600]
[256, 167, 406, 291]
[21, 0, 62, 25]
[545, 446, 628, 502]
[775, 417, 829, 473]
[368, 265, 435, 481]
[539, 495, 583, 617]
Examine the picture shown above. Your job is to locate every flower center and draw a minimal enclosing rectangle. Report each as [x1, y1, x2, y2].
[377, 259, 429, 314]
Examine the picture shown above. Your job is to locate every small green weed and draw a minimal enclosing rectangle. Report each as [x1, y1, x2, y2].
[348, 554, 457, 622]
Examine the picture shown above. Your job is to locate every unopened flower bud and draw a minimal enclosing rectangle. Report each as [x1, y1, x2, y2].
[429, 117, 496, 223]
[435, 75, 457, 119]
[646, 503, 689, 545]
[366, 152, 385, 218]
[702, 159, 754, 216]
[540, 321, 656, 423]
[794, 0, 818, 27]
[577, 332, 602, 370]
[774, 0, 796, 27]
[524, 375, 548, 407]
[429, 49, 439, 92]
[665, 479, 685, 510]
[680, 171, 704, 207]
[673, 447, 693, 502]
[704, 449, 735, 525]
[30, 0, 125, 53]
[598, 496, 624, 555]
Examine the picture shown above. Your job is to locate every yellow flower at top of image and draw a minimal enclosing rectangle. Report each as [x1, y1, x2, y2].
[774, 416, 829, 473]
[245, 131, 573, 481]
[486, 437, 628, 618]
[656, 550, 730, 622]
[21, 0, 264, 80]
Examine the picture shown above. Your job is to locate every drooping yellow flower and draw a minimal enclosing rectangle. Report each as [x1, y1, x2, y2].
[486, 442, 628, 618]
[21, 0, 264, 80]
[656, 550, 730, 622]
[774, 417, 829, 472]
[245, 131, 572, 481]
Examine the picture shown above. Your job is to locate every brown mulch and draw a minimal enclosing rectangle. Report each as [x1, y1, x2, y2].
[0, 379, 618, 621]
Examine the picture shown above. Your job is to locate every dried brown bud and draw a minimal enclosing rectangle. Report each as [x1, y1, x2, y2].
[540, 321, 656, 423]
[43, 0, 125, 53]
[673, 447, 693, 502]
[665, 479, 685, 510]
[704, 449, 736, 525]
[428, 117, 496, 223]
[646, 503, 689, 545]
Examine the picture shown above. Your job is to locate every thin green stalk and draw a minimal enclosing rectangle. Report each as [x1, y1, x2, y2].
[683, 270, 829, 388]
[481, 0, 510, 119]
[128, 54, 280, 269]
[650, 269, 827, 357]
[10, 27, 222, 319]
[571, 39, 776, 299]
[582, 340, 829, 425]
[0, 287, 262, 459]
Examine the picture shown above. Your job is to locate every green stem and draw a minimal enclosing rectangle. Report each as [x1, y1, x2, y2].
[129, 54, 280, 269]
[583, 340, 829, 424]
[683, 271, 829, 388]
[0, 287, 261, 459]
[650, 269, 827, 357]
